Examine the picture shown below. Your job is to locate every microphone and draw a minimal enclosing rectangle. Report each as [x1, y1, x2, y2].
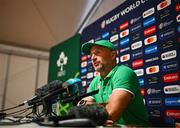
[22, 80, 63, 106]
[61, 89, 99, 104]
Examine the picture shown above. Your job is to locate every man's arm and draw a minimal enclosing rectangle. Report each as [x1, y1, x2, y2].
[105, 89, 132, 121]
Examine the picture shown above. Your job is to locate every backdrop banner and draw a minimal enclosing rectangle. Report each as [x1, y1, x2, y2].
[80, 0, 180, 126]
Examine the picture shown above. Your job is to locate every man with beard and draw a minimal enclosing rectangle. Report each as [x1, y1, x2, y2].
[80, 40, 149, 126]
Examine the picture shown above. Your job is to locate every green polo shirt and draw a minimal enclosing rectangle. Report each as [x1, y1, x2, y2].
[88, 65, 149, 126]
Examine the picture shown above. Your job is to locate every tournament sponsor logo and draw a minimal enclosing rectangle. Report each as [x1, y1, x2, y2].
[120, 54, 130, 62]
[165, 97, 180, 106]
[158, 20, 174, 29]
[120, 37, 130, 46]
[82, 81, 87, 87]
[148, 76, 159, 84]
[147, 88, 161, 95]
[149, 109, 161, 117]
[101, 20, 106, 29]
[143, 7, 155, 18]
[178, 26, 180, 33]
[177, 14, 180, 22]
[164, 85, 180, 94]
[141, 88, 145, 96]
[81, 75, 86, 79]
[130, 16, 141, 24]
[134, 69, 144, 76]
[130, 23, 142, 33]
[111, 28, 118, 35]
[81, 55, 88, 61]
[163, 73, 179, 83]
[139, 78, 144, 86]
[144, 25, 156, 36]
[120, 29, 129, 38]
[161, 50, 177, 61]
[157, 0, 171, 11]
[144, 35, 157, 45]
[145, 57, 159, 63]
[145, 45, 158, 55]
[87, 60, 92, 65]
[119, 21, 129, 30]
[102, 32, 110, 39]
[162, 40, 174, 49]
[176, 3, 180, 12]
[143, 16, 156, 27]
[131, 41, 142, 50]
[159, 28, 175, 40]
[110, 34, 119, 42]
[81, 68, 87, 74]
[87, 72, 94, 79]
[120, 47, 130, 53]
[166, 110, 180, 118]
[132, 33, 141, 41]
[146, 65, 159, 75]
[132, 59, 144, 68]
[132, 50, 143, 59]
[81, 61, 87, 68]
[147, 98, 162, 106]
[162, 61, 178, 71]
[160, 9, 171, 19]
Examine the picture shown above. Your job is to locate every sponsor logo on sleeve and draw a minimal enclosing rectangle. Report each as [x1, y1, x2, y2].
[164, 85, 180, 94]
[134, 69, 144, 76]
[145, 45, 158, 55]
[166, 110, 180, 118]
[144, 25, 156, 36]
[162, 61, 178, 71]
[120, 37, 130, 46]
[120, 54, 130, 62]
[120, 29, 129, 38]
[132, 59, 144, 68]
[131, 41, 142, 50]
[165, 97, 180, 106]
[163, 73, 179, 83]
[146, 65, 159, 75]
[144, 35, 157, 45]
[161, 50, 177, 61]
[143, 16, 156, 27]
[119, 21, 129, 30]
[110, 34, 119, 42]
[157, 0, 171, 11]
[143, 7, 155, 18]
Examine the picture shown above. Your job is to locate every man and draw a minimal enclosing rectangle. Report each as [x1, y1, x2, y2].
[80, 40, 149, 126]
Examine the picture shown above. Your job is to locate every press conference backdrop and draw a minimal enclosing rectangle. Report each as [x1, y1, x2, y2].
[80, 0, 180, 126]
[48, 34, 81, 116]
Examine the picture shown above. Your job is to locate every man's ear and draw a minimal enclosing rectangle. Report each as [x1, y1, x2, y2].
[111, 51, 116, 59]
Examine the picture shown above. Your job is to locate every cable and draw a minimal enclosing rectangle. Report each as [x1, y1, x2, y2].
[0, 103, 24, 112]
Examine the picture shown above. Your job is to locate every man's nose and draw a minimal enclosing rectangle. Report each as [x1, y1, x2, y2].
[91, 54, 97, 60]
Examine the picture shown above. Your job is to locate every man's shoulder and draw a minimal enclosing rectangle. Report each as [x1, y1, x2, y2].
[117, 65, 134, 73]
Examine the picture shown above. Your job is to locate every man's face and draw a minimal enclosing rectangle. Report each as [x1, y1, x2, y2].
[90, 45, 114, 72]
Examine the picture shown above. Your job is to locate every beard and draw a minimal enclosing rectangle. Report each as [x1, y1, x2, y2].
[93, 63, 105, 72]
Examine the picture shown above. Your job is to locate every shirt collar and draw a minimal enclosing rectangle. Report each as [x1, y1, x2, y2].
[100, 65, 118, 81]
